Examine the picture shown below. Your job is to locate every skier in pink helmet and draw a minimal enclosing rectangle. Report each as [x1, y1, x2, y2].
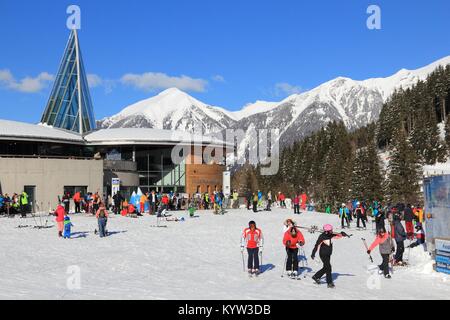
[311, 224, 351, 288]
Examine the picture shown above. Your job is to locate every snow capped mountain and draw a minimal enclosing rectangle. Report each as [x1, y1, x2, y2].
[98, 56, 450, 149]
[97, 87, 237, 133]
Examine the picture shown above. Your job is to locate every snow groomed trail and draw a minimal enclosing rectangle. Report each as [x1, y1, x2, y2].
[0, 208, 448, 300]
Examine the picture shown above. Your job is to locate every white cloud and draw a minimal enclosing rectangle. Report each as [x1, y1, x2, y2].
[212, 75, 226, 83]
[121, 72, 208, 92]
[274, 82, 302, 96]
[87, 74, 103, 88]
[0, 69, 54, 93]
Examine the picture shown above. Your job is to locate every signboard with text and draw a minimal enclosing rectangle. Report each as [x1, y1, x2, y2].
[435, 238, 450, 275]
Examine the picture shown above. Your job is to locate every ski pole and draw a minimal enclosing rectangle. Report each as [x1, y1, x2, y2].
[361, 238, 374, 263]
[281, 251, 288, 277]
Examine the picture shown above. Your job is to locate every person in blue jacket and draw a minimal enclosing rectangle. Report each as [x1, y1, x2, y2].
[63, 214, 73, 239]
[339, 203, 350, 229]
[257, 190, 263, 207]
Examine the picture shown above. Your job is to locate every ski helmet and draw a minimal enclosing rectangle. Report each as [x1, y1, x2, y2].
[323, 224, 333, 232]
[341, 203, 346, 207]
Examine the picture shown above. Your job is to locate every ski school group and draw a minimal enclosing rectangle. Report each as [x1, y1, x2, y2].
[239, 202, 426, 288]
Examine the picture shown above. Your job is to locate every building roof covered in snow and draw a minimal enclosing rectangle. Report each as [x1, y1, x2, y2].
[0, 119, 85, 144]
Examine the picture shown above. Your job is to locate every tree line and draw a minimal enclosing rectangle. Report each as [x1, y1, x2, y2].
[232, 64, 450, 211]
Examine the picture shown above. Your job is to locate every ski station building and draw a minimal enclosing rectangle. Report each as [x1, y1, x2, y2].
[0, 30, 231, 210]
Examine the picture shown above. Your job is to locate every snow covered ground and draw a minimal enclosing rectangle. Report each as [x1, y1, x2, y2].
[0, 208, 448, 300]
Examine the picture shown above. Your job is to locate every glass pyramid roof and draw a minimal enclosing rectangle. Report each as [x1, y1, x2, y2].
[41, 30, 96, 134]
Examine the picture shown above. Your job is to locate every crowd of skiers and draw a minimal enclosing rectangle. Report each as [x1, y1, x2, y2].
[240, 210, 426, 287]
[240, 219, 351, 288]
[0, 191, 29, 217]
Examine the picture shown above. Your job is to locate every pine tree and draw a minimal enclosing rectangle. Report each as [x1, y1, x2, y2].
[386, 127, 422, 204]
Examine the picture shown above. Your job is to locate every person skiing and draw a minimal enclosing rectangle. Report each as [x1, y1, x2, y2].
[367, 227, 395, 278]
[241, 221, 264, 276]
[54, 204, 65, 238]
[354, 202, 366, 229]
[96, 203, 109, 238]
[63, 213, 73, 239]
[339, 203, 350, 229]
[311, 224, 349, 288]
[283, 226, 305, 279]
[393, 212, 407, 266]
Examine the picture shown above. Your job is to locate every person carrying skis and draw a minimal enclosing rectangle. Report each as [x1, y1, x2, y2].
[96, 203, 109, 238]
[354, 202, 366, 229]
[283, 226, 305, 278]
[241, 221, 264, 276]
[367, 227, 395, 278]
[339, 203, 350, 229]
[311, 224, 350, 288]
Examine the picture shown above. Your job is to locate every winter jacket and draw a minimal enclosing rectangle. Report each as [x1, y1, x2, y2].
[293, 196, 300, 205]
[301, 194, 307, 209]
[312, 232, 343, 258]
[354, 206, 365, 216]
[369, 232, 394, 255]
[404, 207, 414, 222]
[394, 220, 407, 242]
[283, 229, 305, 249]
[242, 228, 263, 249]
[73, 192, 81, 203]
[339, 207, 350, 218]
[54, 205, 65, 222]
[20, 192, 28, 205]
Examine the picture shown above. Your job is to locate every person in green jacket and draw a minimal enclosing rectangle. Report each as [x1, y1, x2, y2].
[325, 204, 331, 214]
[19, 191, 29, 217]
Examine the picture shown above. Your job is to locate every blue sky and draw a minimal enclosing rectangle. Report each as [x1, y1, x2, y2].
[0, 0, 449, 122]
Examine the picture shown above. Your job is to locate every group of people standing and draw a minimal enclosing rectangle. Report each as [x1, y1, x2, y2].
[0, 191, 29, 217]
[240, 219, 350, 288]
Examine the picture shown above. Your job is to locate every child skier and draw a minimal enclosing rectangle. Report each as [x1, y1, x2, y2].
[54, 204, 65, 238]
[241, 221, 264, 276]
[367, 227, 395, 279]
[339, 203, 350, 229]
[311, 224, 349, 288]
[63, 214, 73, 239]
[283, 226, 305, 279]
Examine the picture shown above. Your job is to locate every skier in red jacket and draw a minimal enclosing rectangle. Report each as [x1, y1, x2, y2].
[283, 226, 305, 278]
[241, 221, 264, 276]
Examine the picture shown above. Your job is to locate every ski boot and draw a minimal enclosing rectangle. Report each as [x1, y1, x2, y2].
[327, 282, 336, 289]
[291, 271, 298, 279]
[384, 274, 392, 279]
[254, 269, 260, 277]
[312, 276, 321, 285]
[248, 270, 253, 278]
[286, 271, 292, 278]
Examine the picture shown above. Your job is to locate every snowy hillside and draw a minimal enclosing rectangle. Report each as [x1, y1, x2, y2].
[0, 208, 447, 299]
[98, 56, 450, 149]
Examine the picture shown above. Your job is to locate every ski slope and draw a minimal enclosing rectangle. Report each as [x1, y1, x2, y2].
[0, 208, 448, 300]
